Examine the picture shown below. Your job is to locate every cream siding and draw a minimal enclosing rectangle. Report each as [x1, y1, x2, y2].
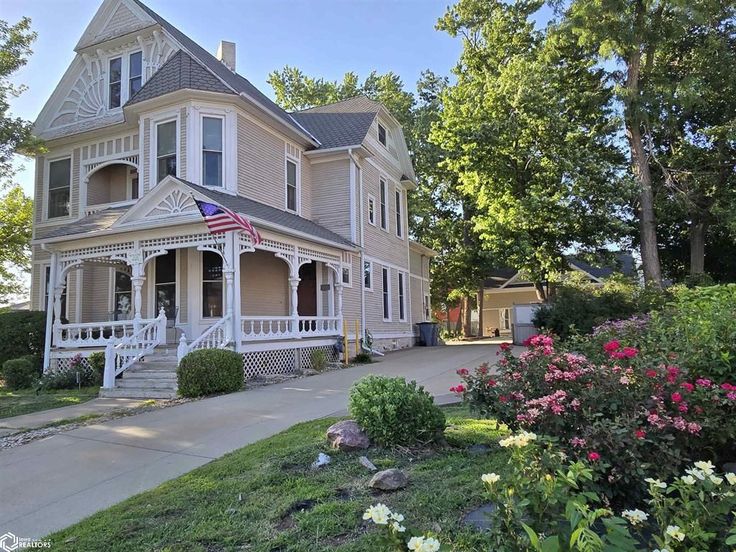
[237, 113, 286, 209]
[241, 250, 289, 316]
[80, 264, 111, 322]
[310, 159, 351, 240]
[142, 117, 151, 193]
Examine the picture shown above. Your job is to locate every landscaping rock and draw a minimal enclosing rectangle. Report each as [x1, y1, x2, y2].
[462, 503, 497, 531]
[326, 420, 370, 451]
[368, 468, 408, 491]
[467, 444, 491, 455]
[311, 452, 331, 469]
[359, 456, 377, 471]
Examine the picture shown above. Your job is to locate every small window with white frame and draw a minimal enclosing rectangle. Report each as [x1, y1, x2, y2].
[382, 267, 391, 320]
[341, 266, 351, 287]
[500, 308, 511, 331]
[109, 57, 122, 109]
[156, 119, 177, 183]
[398, 272, 406, 321]
[367, 195, 376, 226]
[47, 157, 71, 219]
[285, 145, 300, 213]
[395, 187, 403, 238]
[379, 178, 388, 231]
[44, 266, 67, 317]
[378, 123, 387, 147]
[364, 260, 372, 290]
[202, 116, 223, 187]
[129, 51, 143, 98]
[423, 294, 430, 321]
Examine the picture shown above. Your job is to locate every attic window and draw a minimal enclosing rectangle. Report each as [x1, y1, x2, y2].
[378, 123, 387, 146]
[109, 57, 122, 109]
[129, 52, 142, 98]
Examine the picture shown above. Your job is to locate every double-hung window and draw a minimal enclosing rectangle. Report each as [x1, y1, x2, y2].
[129, 52, 142, 98]
[48, 158, 71, 218]
[364, 261, 372, 290]
[286, 159, 298, 212]
[378, 123, 387, 147]
[202, 251, 223, 318]
[382, 267, 391, 320]
[109, 57, 122, 109]
[202, 117, 223, 187]
[156, 120, 177, 183]
[379, 178, 388, 231]
[368, 195, 376, 226]
[395, 188, 403, 238]
[398, 272, 406, 321]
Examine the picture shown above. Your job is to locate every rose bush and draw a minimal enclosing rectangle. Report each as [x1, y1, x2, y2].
[453, 335, 736, 501]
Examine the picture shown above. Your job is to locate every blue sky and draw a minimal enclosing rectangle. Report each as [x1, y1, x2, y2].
[5, 0, 465, 195]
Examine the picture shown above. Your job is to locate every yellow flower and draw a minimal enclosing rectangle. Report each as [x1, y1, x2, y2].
[362, 503, 391, 525]
[665, 525, 685, 542]
[644, 477, 667, 489]
[725, 472, 736, 485]
[482, 473, 500, 485]
[709, 475, 723, 485]
[681, 475, 696, 486]
[499, 430, 537, 448]
[407, 536, 441, 552]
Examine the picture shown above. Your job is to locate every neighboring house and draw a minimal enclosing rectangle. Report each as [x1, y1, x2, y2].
[30, 0, 433, 394]
[481, 255, 636, 336]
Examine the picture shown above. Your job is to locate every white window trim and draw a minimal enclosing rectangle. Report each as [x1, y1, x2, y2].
[395, 186, 404, 239]
[126, 165, 139, 200]
[201, 114, 224, 188]
[364, 260, 373, 292]
[500, 308, 512, 331]
[367, 194, 376, 226]
[187, 104, 237, 192]
[382, 266, 392, 321]
[285, 144, 301, 214]
[201, 250, 225, 320]
[42, 264, 68, 318]
[108, 268, 133, 320]
[398, 271, 407, 321]
[379, 177, 389, 232]
[378, 122, 388, 148]
[105, 50, 143, 112]
[341, 264, 352, 288]
[424, 294, 431, 321]
[128, 50, 143, 100]
[149, 109, 181, 187]
[43, 154, 73, 222]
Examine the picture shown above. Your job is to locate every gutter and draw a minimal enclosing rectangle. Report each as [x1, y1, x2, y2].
[348, 147, 367, 338]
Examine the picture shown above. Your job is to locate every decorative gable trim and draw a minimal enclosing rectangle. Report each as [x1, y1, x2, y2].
[75, 0, 156, 51]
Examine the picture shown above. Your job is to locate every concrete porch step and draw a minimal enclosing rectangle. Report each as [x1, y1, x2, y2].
[117, 377, 177, 389]
[99, 387, 178, 399]
[123, 370, 177, 379]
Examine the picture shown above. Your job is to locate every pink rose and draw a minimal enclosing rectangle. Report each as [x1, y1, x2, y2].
[587, 451, 601, 461]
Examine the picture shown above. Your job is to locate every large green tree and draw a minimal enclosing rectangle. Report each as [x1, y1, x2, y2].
[0, 17, 41, 303]
[432, 0, 630, 300]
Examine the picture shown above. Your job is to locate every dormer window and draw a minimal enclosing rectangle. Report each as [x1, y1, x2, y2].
[378, 123, 387, 147]
[109, 57, 122, 109]
[202, 117, 223, 187]
[129, 52, 142, 98]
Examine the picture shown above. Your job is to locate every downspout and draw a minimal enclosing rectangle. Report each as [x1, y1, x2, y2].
[348, 148, 366, 342]
[41, 244, 56, 372]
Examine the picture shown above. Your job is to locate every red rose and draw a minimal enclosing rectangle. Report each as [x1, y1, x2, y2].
[681, 382, 694, 393]
[622, 347, 638, 358]
[450, 384, 465, 393]
[499, 343, 511, 351]
[635, 429, 646, 440]
[645, 369, 657, 378]
[499, 395, 509, 403]
[603, 340, 620, 353]
[671, 392, 683, 403]
[457, 368, 469, 376]
[587, 451, 601, 461]
[487, 379, 497, 387]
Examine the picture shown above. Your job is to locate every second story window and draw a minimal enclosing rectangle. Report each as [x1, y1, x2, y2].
[379, 178, 388, 231]
[129, 52, 142, 98]
[395, 188, 403, 238]
[109, 57, 122, 109]
[378, 123, 387, 147]
[286, 159, 298, 212]
[368, 195, 376, 226]
[202, 117, 223, 187]
[48, 158, 71, 219]
[156, 120, 177, 183]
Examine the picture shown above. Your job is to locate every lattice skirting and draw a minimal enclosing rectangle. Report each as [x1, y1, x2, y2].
[50, 356, 92, 372]
[242, 344, 339, 378]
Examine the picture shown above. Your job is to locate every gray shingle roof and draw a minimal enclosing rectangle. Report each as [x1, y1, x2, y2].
[127, 50, 234, 105]
[290, 111, 377, 150]
[41, 206, 129, 239]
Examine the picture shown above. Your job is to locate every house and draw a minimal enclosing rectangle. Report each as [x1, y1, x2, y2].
[30, 0, 434, 397]
[481, 255, 636, 336]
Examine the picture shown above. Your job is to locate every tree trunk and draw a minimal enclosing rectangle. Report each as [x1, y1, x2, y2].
[445, 305, 451, 332]
[534, 282, 547, 302]
[689, 220, 707, 276]
[462, 295, 472, 338]
[454, 303, 463, 334]
[477, 287, 485, 337]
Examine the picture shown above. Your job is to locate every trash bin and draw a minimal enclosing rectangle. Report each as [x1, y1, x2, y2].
[416, 322, 439, 346]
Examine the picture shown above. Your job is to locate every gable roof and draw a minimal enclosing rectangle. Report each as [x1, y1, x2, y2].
[127, 50, 234, 105]
[291, 96, 380, 149]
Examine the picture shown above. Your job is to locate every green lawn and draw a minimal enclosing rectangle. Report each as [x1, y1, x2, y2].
[48, 406, 509, 551]
[0, 386, 98, 420]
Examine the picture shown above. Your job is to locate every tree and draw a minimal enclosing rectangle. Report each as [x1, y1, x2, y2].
[0, 17, 42, 303]
[432, 0, 630, 301]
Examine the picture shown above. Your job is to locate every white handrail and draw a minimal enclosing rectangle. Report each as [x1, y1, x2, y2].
[240, 315, 340, 341]
[55, 319, 149, 348]
[177, 314, 232, 362]
[102, 309, 167, 388]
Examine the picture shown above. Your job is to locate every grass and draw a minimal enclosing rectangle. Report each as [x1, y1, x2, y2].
[48, 405, 510, 551]
[0, 386, 98, 420]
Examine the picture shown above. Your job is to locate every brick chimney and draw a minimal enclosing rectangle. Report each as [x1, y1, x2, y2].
[216, 40, 236, 72]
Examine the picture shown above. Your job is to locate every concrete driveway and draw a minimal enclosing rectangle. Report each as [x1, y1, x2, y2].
[0, 341, 502, 539]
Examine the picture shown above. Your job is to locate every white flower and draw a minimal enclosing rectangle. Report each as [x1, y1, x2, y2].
[709, 475, 723, 485]
[391, 512, 405, 523]
[652, 549, 670, 552]
[665, 525, 685, 542]
[644, 477, 667, 489]
[407, 536, 441, 552]
[681, 475, 696, 485]
[621, 509, 648, 525]
[363, 503, 391, 525]
[694, 460, 715, 475]
[687, 468, 706, 480]
[499, 431, 538, 448]
[391, 521, 406, 533]
[725, 472, 736, 485]
[482, 473, 500, 485]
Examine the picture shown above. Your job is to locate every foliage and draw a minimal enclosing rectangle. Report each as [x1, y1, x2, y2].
[0, 186, 33, 301]
[310, 349, 328, 372]
[0, 386, 97, 419]
[452, 336, 736, 502]
[87, 351, 105, 379]
[0, 310, 46, 367]
[362, 503, 443, 551]
[177, 349, 243, 397]
[348, 375, 445, 446]
[38, 354, 102, 390]
[2, 356, 38, 390]
[351, 352, 372, 364]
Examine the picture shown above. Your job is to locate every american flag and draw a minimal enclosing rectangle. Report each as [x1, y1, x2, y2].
[194, 199, 262, 244]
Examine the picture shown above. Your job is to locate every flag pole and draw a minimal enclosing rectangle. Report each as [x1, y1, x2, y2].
[190, 192, 232, 270]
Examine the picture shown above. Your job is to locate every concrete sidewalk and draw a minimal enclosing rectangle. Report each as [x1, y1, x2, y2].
[0, 341, 502, 539]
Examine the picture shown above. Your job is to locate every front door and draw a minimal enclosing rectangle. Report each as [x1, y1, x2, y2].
[297, 262, 317, 316]
[154, 251, 176, 320]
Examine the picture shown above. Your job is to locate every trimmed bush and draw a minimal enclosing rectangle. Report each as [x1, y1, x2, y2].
[0, 310, 46, 367]
[348, 375, 445, 446]
[177, 349, 243, 398]
[2, 357, 39, 390]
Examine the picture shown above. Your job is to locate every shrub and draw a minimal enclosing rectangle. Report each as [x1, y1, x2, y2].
[352, 352, 372, 364]
[348, 375, 445, 446]
[310, 349, 328, 372]
[0, 310, 46, 367]
[38, 354, 103, 390]
[452, 336, 736, 502]
[2, 357, 39, 390]
[88, 351, 106, 382]
[177, 349, 243, 397]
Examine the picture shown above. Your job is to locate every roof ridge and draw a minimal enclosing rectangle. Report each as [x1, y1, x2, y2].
[295, 94, 381, 114]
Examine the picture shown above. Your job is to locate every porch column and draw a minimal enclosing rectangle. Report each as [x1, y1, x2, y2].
[335, 282, 344, 322]
[224, 231, 239, 347]
[289, 276, 301, 339]
[52, 274, 67, 349]
[129, 251, 145, 333]
[42, 251, 58, 371]
[327, 269, 335, 317]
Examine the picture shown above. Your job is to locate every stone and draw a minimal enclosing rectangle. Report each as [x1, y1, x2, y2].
[359, 456, 377, 471]
[368, 468, 408, 491]
[326, 420, 370, 451]
[467, 444, 491, 455]
[311, 452, 331, 469]
[462, 503, 497, 531]
[722, 462, 736, 474]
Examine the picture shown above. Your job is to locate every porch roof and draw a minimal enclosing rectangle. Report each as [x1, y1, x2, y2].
[37, 179, 357, 250]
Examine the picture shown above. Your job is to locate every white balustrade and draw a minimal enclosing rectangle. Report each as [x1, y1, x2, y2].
[298, 316, 341, 338]
[240, 316, 340, 342]
[177, 314, 232, 362]
[55, 319, 148, 348]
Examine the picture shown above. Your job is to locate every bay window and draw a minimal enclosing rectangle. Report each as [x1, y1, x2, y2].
[202, 116, 223, 187]
[156, 120, 177, 183]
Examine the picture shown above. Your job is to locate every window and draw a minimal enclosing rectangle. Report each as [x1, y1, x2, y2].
[202, 117, 223, 187]
[47, 158, 71, 218]
[156, 120, 177, 183]
[44, 266, 67, 317]
[129, 52, 142, 98]
[286, 159, 298, 212]
[368, 195, 376, 226]
[364, 261, 372, 290]
[500, 308, 511, 331]
[378, 123, 387, 146]
[382, 267, 391, 320]
[113, 271, 132, 320]
[395, 188, 403, 238]
[379, 178, 388, 231]
[128, 167, 139, 199]
[202, 251, 223, 318]
[342, 266, 351, 286]
[109, 57, 122, 109]
[398, 272, 406, 321]
[155, 251, 176, 319]
[423, 295, 430, 320]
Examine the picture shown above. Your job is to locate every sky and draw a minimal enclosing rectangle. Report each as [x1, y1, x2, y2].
[4, 0, 467, 196]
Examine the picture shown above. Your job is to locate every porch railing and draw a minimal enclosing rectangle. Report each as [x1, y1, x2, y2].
[241, 316, 341, 342]
[102, 309, 167, 388]
[55, 319, 147, 348]
[177, 314, 232, 362]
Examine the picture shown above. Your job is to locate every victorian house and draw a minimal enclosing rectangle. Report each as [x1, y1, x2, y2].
[30, 0, 434, 397]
